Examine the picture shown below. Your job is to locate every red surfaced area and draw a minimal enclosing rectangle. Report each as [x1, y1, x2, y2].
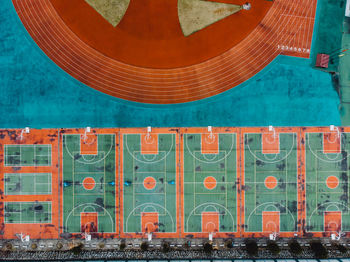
[14, 0, 317, 103]
[50, 0, 272, 69]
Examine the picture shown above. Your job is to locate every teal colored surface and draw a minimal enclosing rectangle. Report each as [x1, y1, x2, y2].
[339, 17, 350, 125]
[310, 0, 346, 72]
[0, 0, 341, 128]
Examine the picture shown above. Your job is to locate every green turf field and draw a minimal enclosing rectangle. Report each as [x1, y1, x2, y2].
[122, 134, 177, 234]
[305, 132, 350, 232]
[62, 134, 116, 233]
[183, 133, 236, 233]
[4, 173, 51, 195]
[243, 133, 298, 232]
[4, 202, 52, 224]
[4, 144, 51, 166]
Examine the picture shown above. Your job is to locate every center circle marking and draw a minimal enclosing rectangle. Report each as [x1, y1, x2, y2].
[83, 177, 96, 190]
[143, 176, 157, 190]
[264, 176, 277, 189]
[326, 176, 339, 189]
[204, 176, 217, 190]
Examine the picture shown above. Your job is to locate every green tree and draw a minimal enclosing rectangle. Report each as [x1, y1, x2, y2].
[245, 239, 258, 256]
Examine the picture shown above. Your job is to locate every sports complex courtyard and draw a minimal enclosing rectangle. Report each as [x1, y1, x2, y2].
[0, 0, 350, 253]
[1, 126, 350, 240]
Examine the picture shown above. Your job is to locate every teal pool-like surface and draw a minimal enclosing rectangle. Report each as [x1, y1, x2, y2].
[0, 0, 341, 128]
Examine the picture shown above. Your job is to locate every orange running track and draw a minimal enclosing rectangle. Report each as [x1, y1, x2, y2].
[12, 0, 317, 104]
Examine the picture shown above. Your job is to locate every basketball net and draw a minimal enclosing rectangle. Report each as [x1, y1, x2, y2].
[269, 232, 278, 241]
[16, 233, 30, 242]
[331, 231, 345, 241]
[82, 231, 91, 241]
[147, 232, 152, 241]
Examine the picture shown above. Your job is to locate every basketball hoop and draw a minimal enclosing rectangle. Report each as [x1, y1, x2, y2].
[16, 233, 30, 242]
[269, 232, 278, 241]
[82, 232, 91, 241]
[268, 125, 277, 138]
[82, 127, 91, 141]
[330, 125, 340, 138]
[332, 231, 345, 241]
[207, 126, 214, 140]
[18, 127, 30, 141]
[146, 126, 152, 140]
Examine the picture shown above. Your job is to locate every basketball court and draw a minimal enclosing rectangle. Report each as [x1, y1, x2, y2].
[242, 127, 300, 238]
[120, 128, 179, 238]
[0, 0, 345, 245]
[302, 127, 350, 237]
[181, 127, 238, 238]
[0, 127, 349, 240]
[60, 129, 117, 238]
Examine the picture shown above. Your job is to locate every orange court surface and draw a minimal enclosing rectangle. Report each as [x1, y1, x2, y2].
[1, 126, 350, 240]
[12, 0, 317, 104]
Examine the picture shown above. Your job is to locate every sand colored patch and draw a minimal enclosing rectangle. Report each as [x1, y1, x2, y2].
[85, 0, 130, 27]
[178, 0, 242, 36]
